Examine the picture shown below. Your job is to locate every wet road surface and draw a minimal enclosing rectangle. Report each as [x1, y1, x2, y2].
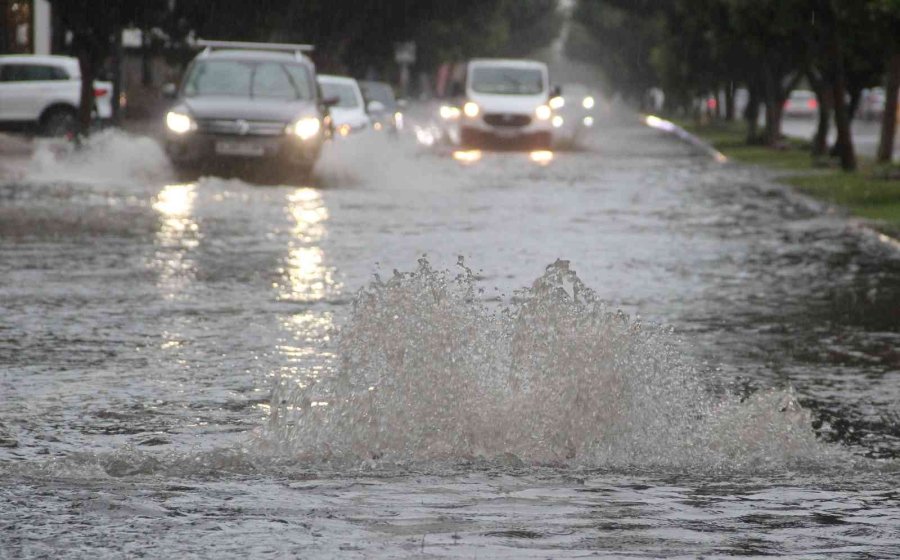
[2, 116, 899, 558]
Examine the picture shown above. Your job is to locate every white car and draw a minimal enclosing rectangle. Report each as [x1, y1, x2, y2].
[0, 55, 113, 136]
[445, 58, 558, 149]
[317, 75, 369, 137]
[783, 90, 818, 119]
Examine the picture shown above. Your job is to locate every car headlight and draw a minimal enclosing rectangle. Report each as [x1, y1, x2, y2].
[535, 105, 552, 121]
[463, 101, 480, 118]
[440, 105, 461, 120]
[582, 96, 595, 110]
[293, 117, 321, 141]
[394, 111, 404, 130]
[166, 111, 194, 134]
[549, 96, 565, 110]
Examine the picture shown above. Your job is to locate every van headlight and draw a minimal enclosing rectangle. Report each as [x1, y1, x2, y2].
[549, 96, 565, 110]
[292, 117, 321, 141]
[166, 111, 195, 134]
[583, 96, 595, 110]
[535, 105, 552, 121]
[463, 101, 480, 118]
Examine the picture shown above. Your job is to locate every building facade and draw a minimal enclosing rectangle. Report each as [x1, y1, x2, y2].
[1, 0, 51, 55]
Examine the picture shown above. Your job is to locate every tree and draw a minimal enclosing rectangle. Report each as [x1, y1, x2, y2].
[815, 0, 856, 171]
[875, 0, 900, 164]
[48, 1, 169, 136]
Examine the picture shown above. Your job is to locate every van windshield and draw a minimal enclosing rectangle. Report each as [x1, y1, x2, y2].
[470, 67, 545, 95]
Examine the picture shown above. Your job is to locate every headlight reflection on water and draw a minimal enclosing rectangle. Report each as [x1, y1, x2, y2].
[152, 183, 199, 298]
[453, 150, 483, 164]
[278, 188, 341, 303]
[529, 150, 554, 166]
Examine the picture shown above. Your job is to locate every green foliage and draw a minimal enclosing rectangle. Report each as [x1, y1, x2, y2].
[568, 0, 665, 100]
[51, 0, 563, 76]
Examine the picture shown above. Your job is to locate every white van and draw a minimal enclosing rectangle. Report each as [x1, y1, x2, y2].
[448, 59, 559, 149]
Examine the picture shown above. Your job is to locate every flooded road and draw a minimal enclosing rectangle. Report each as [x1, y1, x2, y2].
[2, 116, 899, 558]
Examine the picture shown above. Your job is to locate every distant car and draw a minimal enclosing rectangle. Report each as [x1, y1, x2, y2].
[0, 54, 113, 136]
[318, 75, 369, 137]
[554, 83, 599, 144]
[359, 80, 404, 134]
[783, 90, 818, 118]
[441, 58, 558, 149]
[860, 88, 886, 121]
[163, 40, 329, 175]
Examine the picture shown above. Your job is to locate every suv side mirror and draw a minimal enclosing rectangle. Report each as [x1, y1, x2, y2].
[551, 85, 562, 98]
[162, 83, 178, 99]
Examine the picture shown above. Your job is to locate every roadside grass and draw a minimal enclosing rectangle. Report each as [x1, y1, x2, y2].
[676, 119, 900, 236]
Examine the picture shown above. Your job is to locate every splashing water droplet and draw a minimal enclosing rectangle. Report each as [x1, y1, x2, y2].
[263, 259, 847, 472]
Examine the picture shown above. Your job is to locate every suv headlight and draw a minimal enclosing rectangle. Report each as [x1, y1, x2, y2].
[166, 111, 195, 134]
[292, 117, 321, 141]
[535, 105, 552, 121]
[463, 101, 480, 118]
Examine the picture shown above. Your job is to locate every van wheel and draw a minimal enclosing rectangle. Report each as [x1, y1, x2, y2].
[41, 107, 78, 137]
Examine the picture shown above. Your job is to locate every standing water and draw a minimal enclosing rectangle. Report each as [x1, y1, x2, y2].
[2, 118, 899, 558]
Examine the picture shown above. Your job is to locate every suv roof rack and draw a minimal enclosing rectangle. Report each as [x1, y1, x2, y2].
[196, 39, 315, 59]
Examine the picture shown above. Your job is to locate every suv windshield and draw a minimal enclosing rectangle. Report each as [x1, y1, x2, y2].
[183, 60, 314, 100]
[470, 67, 545, 95]
[319, 82, 360, 108]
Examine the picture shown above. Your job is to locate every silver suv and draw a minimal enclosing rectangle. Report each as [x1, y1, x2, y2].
[164, 41, 332, 177]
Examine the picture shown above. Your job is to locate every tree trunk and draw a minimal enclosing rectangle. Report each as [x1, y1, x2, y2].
[820, 0, 856, 171]
[75, 38, 95, 139]
[111, 24, 123, 124]
[715, 88, 723, 120]
[813, 88, 833, 158]
[763, 66, 783, 147]
[725, 82, 736, 121]
[745, 84, 761, 144]
[877, 52, 900, 163]
[141, 28, 153, 87]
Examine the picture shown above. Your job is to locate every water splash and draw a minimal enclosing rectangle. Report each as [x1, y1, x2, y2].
[263, 258, 844, 472]
[25, 129, 173, 186]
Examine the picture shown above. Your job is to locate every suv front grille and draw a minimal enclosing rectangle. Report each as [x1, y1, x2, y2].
[197, 119, 287, 136]
[483, 113, 531, 127]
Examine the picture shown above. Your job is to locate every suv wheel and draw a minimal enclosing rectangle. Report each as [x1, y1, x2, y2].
[41, 107, 78, 137]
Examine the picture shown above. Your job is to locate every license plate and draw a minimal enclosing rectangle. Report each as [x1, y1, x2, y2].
[494, 129, 520, 139]
[215, 141, 265, 157]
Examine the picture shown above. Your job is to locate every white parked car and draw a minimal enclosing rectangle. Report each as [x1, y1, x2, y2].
[783, 90, 818, 119]
[443, 58, 558, 149]
[0, 55, 113, 136]
[317, 75, 369, 137]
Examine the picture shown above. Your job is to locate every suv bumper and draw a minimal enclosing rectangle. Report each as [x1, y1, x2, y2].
[165, 132, 323, 169]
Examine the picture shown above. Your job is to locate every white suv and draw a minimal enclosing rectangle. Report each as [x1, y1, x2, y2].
[0, 55, 113, 136]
